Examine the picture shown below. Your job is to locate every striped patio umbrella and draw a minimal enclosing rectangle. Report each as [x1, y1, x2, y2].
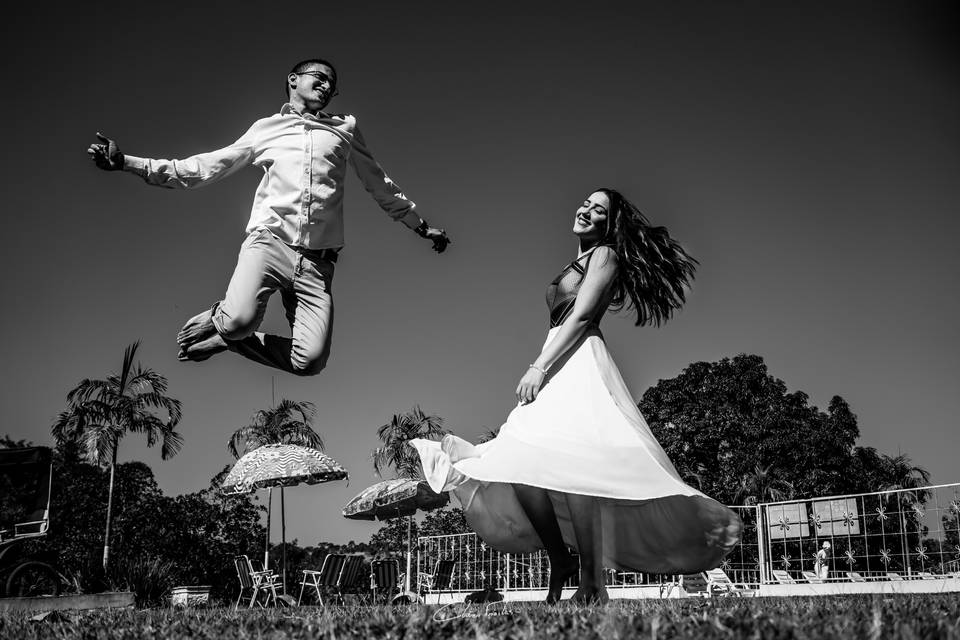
[221, 443, 347, 494]
[222, 444, 348, 595]
[342, 478, 448, 520]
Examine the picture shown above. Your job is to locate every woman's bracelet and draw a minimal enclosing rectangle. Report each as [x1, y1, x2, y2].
[528, 364, 548, 376]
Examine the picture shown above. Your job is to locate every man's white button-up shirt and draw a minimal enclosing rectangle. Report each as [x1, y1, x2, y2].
[124, 104, 419, 250]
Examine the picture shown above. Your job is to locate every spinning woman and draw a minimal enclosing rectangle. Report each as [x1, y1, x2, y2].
[411, 189, 741, 604]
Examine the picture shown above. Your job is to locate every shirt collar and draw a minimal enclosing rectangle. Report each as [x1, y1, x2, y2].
[280, 103, 329, 120]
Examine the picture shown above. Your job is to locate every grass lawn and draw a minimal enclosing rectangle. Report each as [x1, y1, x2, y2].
[1, 594, 958, 639]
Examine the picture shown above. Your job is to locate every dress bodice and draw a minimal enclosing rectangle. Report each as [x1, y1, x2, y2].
[545, 247, 607, 328]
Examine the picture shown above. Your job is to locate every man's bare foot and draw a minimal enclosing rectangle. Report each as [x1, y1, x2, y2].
[177, 307, 218, 349]
[177, 333, 228, 362]
[545, 555, 579, 604]
[570, 584, 609, 606]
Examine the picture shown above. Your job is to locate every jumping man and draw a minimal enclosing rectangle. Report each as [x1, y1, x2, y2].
[88, 58, 450, 375]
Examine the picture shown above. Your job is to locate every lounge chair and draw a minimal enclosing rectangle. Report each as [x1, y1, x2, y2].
[772, 569, 796, 584]
[679, 572, 711, 597]
[886, 572, 903, 581]
[801, 570, 823, 584]
[370, 559, 401, 604]
[417, 559, 456, 604]
[846, 571, 866, 582]
[916, 572, 936, 579]
[298, 553, 365, 606]
[233, 555, 280, 609]
[704, 568, 753, 596]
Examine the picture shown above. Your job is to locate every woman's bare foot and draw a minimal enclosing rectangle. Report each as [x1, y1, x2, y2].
[177, 307, 218, 349]
[177, 333, 228, 362]
[570, 583, 609, 606]
[545, 555, 579, 604]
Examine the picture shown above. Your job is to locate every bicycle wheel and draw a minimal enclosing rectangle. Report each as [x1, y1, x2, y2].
[5, 561, 62, 597]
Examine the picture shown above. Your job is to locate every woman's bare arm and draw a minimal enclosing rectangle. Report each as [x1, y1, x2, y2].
[516, 246, 618, 404]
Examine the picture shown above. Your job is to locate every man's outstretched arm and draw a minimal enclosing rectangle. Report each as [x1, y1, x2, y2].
[348, 122, 451, 253]
[86, 129, 255, 189]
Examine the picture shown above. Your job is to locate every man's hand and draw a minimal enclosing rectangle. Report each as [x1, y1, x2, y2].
[422, 226, 451, 253]
[87, 132, 124, 171]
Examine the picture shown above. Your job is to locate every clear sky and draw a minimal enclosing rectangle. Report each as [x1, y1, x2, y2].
[1, 1, 957, 547]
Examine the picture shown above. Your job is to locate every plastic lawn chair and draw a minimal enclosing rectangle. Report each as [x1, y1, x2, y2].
[298, 553, 345, 606]
[298, 554, 366, 606]
[337, 555, 366, 603]
[417, 559, 456, 604]
[370, 559, 401, 604]
[233, 555, 280, 609]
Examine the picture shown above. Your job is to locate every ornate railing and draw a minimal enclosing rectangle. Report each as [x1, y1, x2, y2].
[417, 484, 960, 592]
[760, 483, 960, 581]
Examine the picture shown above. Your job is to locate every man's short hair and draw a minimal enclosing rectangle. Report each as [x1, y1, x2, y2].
[286, 58, 338, 97]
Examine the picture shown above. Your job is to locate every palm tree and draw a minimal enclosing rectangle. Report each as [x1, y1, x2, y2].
[227, 398, 324, 590]
[880, 453, 932, 496]
[371, 406, 447, 479]
[734, 464, 795, 506]
[477, 427, 500, 444]
[370, 406, 447, 596]
[228, 398, 323, 459]
[51, 341, 183, 570]
[876, 453, 932, 575]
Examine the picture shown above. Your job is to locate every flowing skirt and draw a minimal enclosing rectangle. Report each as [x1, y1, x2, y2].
[410, 327, 742, 574]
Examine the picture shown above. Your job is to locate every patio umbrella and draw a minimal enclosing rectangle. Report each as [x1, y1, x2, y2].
[222, 444, 348, 593]
[342, 478, 449, 598]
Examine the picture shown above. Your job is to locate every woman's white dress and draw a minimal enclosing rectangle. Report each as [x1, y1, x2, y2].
[411, 251, 742, 574]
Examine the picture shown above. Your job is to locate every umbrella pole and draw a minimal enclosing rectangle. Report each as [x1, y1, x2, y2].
[264, 487, 272, 570]
[405, 514, 413, 594]
[281, 486, 287, 595]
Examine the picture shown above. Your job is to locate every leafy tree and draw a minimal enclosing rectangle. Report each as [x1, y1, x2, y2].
[370, 518, 419, 555]
[420, 508, 471, 537]
[0, 435, 31, 448]
[129, 465, 264, 601]
[36, 448, 262, 601]
[50, 341, 182, 569]
[639, 354, 927, 503]
[228, 399, 323, 459]
[371, 406, 446, 479]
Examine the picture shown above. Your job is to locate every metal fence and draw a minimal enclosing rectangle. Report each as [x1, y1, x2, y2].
[760, 483, 960, 581]
[415, 532, 675, 593]
[416, 483, 960, 593]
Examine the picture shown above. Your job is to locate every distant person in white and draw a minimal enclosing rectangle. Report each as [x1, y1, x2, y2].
[815, 541, 831, 580]
[87, 58, 449, 375]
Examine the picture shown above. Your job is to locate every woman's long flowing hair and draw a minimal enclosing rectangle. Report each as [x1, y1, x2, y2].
[596, 188, 698, 326]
